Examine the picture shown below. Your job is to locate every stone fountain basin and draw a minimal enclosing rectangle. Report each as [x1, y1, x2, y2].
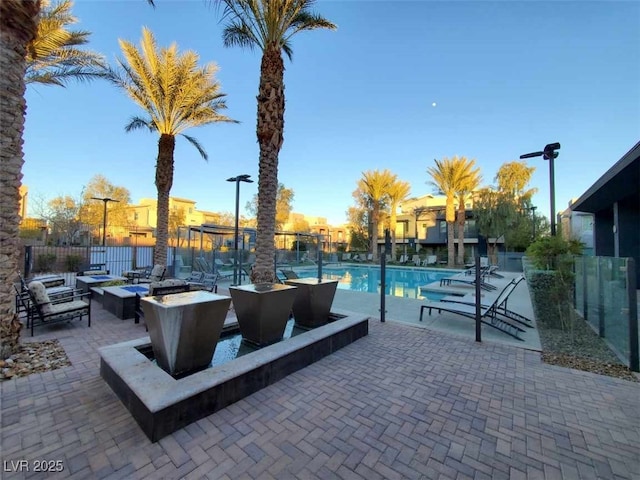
[100, 309, 369, 442]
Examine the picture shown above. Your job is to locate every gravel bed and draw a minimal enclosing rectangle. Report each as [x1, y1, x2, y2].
[537, 317, 638, 382]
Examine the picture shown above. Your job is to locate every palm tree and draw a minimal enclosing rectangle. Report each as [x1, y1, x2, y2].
[107, 27, 237, 266]
[455, 159, 481, 265]
[26, 0, 105, 86]
[0, 0, 41, 359]
[359, 169, 396, 261]
[218, 0, 336, 284]
[427, 156, 478, 268]
[387, 179, 411, 261]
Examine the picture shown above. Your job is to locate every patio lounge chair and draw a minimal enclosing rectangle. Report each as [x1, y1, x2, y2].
[25, 281, 91, 336]
[341, 253, 351, 262]
[422, 255, 438, 266]
[419, 279, 526, 340]
[280, 269, 300, 280]
[440, 270, 497, 291]
[440, 276, 532, 328]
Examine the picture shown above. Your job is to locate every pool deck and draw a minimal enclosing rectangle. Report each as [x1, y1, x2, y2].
[1, 273, 638, 479]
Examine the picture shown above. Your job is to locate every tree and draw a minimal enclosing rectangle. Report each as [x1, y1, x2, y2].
[387, 179, 411, 261]
[454, 159, 481, 265]
[80, 174, 131, 238]
[358, 169, 396, 261]
[218, 0, 336, 284]
[427, 156, 477, 268]
[0, 0, 41, 359]
[45, 195, 83, 245]
[246, 183, 294, 231]
[25, 0, 105, 86]
[473, 188, 516, 262]
[495, 161, 536, 200]
[107, 27, 236, 266]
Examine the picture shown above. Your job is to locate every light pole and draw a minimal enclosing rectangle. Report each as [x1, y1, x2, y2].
[520, 142, 560, 236]
[91, 197, 119, 246]
[226, 174, 253, 285]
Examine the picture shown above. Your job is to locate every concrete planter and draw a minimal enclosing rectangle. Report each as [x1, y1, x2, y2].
[142, 291, 231, 376]
[229, 283, 298, 346]
[284, 278, 338, 328]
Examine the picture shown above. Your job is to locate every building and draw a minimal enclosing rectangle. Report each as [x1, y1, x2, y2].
[376, 193, 503, 261]
[559, 200, 594, 255]
[570, 140, 640, 284]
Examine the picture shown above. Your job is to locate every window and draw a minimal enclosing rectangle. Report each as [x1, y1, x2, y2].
[439, 221, 447, 234]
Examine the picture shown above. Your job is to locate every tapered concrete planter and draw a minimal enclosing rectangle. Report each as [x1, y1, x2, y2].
[284, 278, 339, 329]
[229, 283, 298, 346]
[141, 291, 231, 376]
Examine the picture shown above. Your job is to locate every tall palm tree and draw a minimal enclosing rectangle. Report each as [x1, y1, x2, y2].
[455, 159, 481, 265]
[0, 0, 41, 359]
[26, 0, 105, 86]
[387, 179, 411, 261]
[427, 156, 477, 268]
[107, 27, 236, 266]
[218, 0, 336, 284]
[359, 169, 396, 261]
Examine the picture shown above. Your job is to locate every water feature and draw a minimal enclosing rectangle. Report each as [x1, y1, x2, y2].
[100, 309, 369, 442]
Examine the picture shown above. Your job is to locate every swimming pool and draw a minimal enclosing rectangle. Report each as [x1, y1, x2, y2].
[295, 265, 456, 301]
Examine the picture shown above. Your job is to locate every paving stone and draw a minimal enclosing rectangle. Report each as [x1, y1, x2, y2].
[0, 301, 638, 479]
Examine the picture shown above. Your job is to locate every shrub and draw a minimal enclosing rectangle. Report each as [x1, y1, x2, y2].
[36, 253, 57, 272]
[65, 254, 84, 272]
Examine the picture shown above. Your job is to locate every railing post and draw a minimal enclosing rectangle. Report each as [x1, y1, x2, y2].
[597, 257, 605, 337]
[475, 256, 482, 342]
[626, 258, 638, 372]
[380, 229, 390, 323]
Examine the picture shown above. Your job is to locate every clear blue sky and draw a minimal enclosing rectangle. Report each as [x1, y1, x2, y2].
[23, 0, 640, 226]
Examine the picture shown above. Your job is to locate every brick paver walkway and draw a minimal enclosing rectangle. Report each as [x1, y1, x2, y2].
[1, 302, 639, 479]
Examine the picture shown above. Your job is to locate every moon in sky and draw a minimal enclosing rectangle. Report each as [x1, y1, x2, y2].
[432, 102, 437, 107]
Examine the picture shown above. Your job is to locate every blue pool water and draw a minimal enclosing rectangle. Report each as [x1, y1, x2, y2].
[295, 265, 455, 301]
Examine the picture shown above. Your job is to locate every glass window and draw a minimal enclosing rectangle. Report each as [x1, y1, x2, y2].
[439, 221, 447, 234]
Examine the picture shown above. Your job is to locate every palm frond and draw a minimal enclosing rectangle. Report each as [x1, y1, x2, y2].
[124, 116, 155, 133]
[26, 0, 106, 87]
[181, 134, 208, 160]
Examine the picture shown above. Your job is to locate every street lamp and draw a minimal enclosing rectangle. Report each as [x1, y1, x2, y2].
[91, 197, 119, 246]
[226, 174, 253, 285]
[520, 142, 561, 236]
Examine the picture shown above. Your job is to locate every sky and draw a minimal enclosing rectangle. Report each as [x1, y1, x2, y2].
[23, 0, 640, 227]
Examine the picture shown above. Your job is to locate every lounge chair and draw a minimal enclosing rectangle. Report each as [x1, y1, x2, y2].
[440, 270, 497, 291]
[411, 254, 421, 266]
[341, 253, 351, 262]
[440, 276, 532, 327]
[25, 281, 91, 336]
[398, 254, 408, 264]
[419, 279, 526, 340]
[280, 269, 299, 280]
[422, 255, 438, 266]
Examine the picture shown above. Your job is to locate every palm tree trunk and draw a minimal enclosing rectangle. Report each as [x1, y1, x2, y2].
[390, 212, 397, 261]
[252, 45, 284, 284]
[457, 203, 466, 266]
[154, 133, 175, 267]
[445, 195, 455, 268]
[0, 0, 41, 359]
[370, 203, 379, 261]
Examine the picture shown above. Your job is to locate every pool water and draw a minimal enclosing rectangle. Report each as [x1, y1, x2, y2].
[295, 265, 455, 301]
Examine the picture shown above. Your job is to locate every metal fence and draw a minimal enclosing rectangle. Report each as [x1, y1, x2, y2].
[24, 245, 155, 278]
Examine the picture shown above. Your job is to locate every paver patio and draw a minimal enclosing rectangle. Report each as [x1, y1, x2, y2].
[1, 286, 638, 479]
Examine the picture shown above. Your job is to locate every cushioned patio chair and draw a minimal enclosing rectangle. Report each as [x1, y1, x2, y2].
[26, 281, 91, 336]
[134, 265, 166, 284]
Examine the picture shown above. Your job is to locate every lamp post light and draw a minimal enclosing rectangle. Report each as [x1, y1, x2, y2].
[91, 197, 119, 246]
[520, 142, 561, 236]
[226, 174, 253, 285]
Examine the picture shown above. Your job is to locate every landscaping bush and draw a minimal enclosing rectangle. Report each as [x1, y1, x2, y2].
[36, 253, 57, 272]
[65, 254, 84, 272]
